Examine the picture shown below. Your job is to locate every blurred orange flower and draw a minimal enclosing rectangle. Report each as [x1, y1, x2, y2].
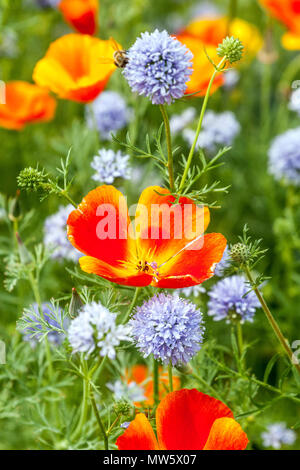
[0, 81, 56, 130]
[58, 0, 99, 36]
[182, 16, 263, 58]
[177, 16, 262, 95]
[33, 34, 117, 103]
[260, 0, 300, 50]
[176, 34, 224, 96]
[126, 365, 180, 406]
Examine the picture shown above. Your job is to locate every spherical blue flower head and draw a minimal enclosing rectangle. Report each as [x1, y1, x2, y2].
[21, 303, 67, 347]
[214, 246, 231, 277]
[130, 294, 205, 366]
[262, 423, 296, 449]
[86, 91, 131, 140]
[268, 128, 300, 186]
[123, 30, 193, 105]
[207, 275, 260, 323]
[68, 302, 131, 359]
[36, 0, 60, 8]
[91, 149, 131, 184]
[44, 205, 81, 262]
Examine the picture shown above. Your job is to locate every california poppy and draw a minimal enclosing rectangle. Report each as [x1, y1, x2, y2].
[182, 16, 263, 58]
[176, 34, 224, 95]
[67, 185, 226, 288]
[0, 81, 56, 130]
[116, 388, 249, 450]
[260, 0, 300, 49]
[33, 34, 117, 103]
[126, 365, 180, 406]
[58, 0, 99, 36]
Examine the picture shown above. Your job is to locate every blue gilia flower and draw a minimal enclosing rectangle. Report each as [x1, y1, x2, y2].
[268, 128, 300, 186]
[91, 149, 131, 184]
[18, 303, 67, 347]
[44, 205, 80, 262]
[170, 107, 196, 135]
[207, 275, 260, 323]
[68, 302, 131, 359]
[106, 379, 146, 403]
[130, 294, 205, 366]
[183, 110, 241, 153]
[123, 29, 193, 105]
[214, 246, 231, 277]
[261, 423, 296, 449]
[86, 91, 131, 140]
[174, 284, 206, 298]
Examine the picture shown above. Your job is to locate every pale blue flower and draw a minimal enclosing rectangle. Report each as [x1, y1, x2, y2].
[68, 302, 131, 359]
[86, 91, 131, 140]
[174, 285, 206, 298]
[130, 294, 205, 365]
[262, 423, 296, 449]
[123, 29, 193, 105]
[207, 275, 260, 323]
[268, 128, 300, 186]
[91, 149, 131, 184]
[289, 87, 300, 117]
[44, 205, 80, 262]
[106, 380, 146, 403]
[214, 246, 231, 277]
[170, 107, 196, 135]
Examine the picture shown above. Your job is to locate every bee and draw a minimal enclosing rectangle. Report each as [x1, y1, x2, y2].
[100, 37, 128, 68]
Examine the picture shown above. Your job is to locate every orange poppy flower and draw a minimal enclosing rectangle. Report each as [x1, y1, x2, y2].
[67, 185, 226, 288]
[33, 34, 117, 103]
[0, 81, 56, 130]
[58, 0, 99, 36]
[126, 365, 180, 406]
[176, 34, 224, 96]
[116, 388, 249, 450]
[260, 0, 300, 50]
[182, 16, 263, 58]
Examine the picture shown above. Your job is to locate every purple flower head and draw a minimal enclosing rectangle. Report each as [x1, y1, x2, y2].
[123, 30, 193, 105]
[44, 205, 81, 262]
[268, 128, 300, 186]
[86, 91, 131, 140]
[214, 246, 231, 277]
[19, 303, 67, 347]
[130, 293, 205, 366]
[207, 275, 260, 323]
[91, 149, 131, 184]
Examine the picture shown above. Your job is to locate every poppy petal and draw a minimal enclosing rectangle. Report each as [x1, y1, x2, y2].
[203, 417, 249, 450]
[67, 185, 135, 266]
[135, 186, 210, 266]
[116, 414, 159, 450]
[79, 256, 152, 287]
[156, 389, 233, 450]
[154, 233, 227, 288]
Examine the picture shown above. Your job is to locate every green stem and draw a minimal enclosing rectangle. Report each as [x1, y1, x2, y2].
[244, 265, 300, 375]
[260, 61, 272, 141]
[168, 362, 173, 392]
[60, 190, 77, 209]
[191, 373, 224, 401]
[71, 361, 89, 441]
[90, 385, 109, 450]
[159, 105, 174, 192]
[153, 357, 159, 406]
[106, 414, 121, 436]
[179, 57, 226, 192]
[236, 321, 243, 357]
[122, 287, 140, 324]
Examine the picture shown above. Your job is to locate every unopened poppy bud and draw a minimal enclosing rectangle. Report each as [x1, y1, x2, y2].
[230, 243, 250, 265]
[16, 232, 32, 265]
[9, 190, 22, 222]
[113, 400, 133, 417]
[69, 287, 83, 318]
[217, 36, 244, 64]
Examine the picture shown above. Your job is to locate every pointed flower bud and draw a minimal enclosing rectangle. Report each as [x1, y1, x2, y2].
[69, 287, 84, 318]
[16, 232, 32, 265]
[17, 167, 52, 194]
[9, 190, 22, 222]
[113, 400, 133, 417]
[230, 243, 250, 265]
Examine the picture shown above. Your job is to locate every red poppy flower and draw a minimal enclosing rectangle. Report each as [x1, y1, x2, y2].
[126, 365, 180, 406]
[67, 185, 226, 288]
[116, 389, 249, 450]
[259, 0, 300, 49]
[58, 0, 99, 36]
